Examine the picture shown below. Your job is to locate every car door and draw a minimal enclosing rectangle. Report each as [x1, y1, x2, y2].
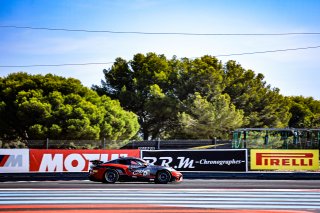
[128, 159, 151, 178]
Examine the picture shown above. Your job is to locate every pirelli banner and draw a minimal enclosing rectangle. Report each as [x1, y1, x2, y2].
[250, 149, 319, 171]
[141, 149, 248, 172]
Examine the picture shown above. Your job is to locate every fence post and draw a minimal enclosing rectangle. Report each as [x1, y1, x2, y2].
[243, 131, 247, 148]
[46, 138, 49, 149]
[213, 137, 217, 149]
[264, 130, 269, 148]
[157, 138, 161, 150]
[293, 131, 298, 146]
[103, 138, 106, 149]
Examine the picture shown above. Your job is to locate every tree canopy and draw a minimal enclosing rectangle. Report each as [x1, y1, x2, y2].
[223, 60, 291, 128]
[2, 53, 319, 143]
[0, 72, 139, 141]
[177, 92, 243, 139]
[288, 96, 320, 128]
[93, 53, 264, 139]
[94, 53, 296, 140]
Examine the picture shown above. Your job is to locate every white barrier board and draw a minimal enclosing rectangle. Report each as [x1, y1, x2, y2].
[0, 149, 29, 173]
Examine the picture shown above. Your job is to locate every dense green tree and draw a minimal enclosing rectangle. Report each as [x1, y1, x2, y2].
[94, 53, 242, 139]
[176, 93, 243, 139]
[93, 53, 319, 140]
[223, 60, 291, 128]
[0, 72, 139, 141]
[94, 53, 179, 140]
[172, 56, 224, 101]
[288, 96, 320, 128]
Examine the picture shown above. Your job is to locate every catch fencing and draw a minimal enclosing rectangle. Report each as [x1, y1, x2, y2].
[19, 139, 232, 150]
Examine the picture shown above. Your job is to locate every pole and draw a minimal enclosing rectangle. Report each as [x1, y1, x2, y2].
[46, 138, 49, 149]
[157, 138, 160, 150]
[264, 130, 269, 148]
[243, 131, 247, 149]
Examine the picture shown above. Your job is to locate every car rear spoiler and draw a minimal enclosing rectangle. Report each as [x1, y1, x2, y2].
[90, 160, 104, 166]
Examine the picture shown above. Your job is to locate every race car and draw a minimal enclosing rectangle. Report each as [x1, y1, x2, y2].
[89, 157, 183, 184]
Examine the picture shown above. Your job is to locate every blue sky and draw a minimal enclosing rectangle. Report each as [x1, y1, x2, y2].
[1, 0, 320, 99]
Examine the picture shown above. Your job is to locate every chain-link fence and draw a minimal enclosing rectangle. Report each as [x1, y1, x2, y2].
[232, 128, 320, 149]
[26, 139, 130, 149]
[123, 139, 231, 149]
[0, 138, 232, 150]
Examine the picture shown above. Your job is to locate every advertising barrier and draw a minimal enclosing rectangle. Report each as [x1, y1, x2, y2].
[250, 149, 319, 171]
[0, 149, 29, 173]
[29, 149, 140, 172]
[141, 149, 248, 172]
[2, 148, 319, 174]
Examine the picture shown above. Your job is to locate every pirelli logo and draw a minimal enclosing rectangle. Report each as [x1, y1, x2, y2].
[251, 149, 319, 171]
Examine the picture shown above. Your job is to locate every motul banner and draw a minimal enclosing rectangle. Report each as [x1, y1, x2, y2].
[30, 149, 140, 172]
[0, 149, 29, 173]
[250, 149, 319, 171]
[141, 149, 248, 172]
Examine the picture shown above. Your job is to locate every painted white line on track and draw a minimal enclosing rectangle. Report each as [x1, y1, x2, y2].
[0, 200, 320, 210]
[2, 197, 320, 202]
[1, 189, 319, 192]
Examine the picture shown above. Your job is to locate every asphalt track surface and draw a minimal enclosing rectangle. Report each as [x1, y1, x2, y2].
[1, 179, 320, 213]
[1, 179, 320, 189]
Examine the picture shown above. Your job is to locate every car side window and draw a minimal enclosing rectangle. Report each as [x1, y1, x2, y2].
[130, 160, 138, 165]
[131, 159, 144, 166]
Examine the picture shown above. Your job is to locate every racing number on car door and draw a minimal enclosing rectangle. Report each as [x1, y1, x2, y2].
[129, 159, 150, 177]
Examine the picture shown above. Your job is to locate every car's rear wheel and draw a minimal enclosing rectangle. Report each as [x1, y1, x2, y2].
[103, 169, 119, 183]
[155, 170, 171, 184]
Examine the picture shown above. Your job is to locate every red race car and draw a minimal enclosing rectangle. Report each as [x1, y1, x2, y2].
[89, 157, 183, 184]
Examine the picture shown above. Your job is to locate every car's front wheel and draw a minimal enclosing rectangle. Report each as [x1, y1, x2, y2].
[155, 170, 171, 184]
[103, 169, 119, 183]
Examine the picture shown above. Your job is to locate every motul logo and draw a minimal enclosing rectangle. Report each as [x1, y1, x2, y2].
[29, 150, 139, 172]
[256, 153, 313, 166]
[38, 153, 128, 172]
